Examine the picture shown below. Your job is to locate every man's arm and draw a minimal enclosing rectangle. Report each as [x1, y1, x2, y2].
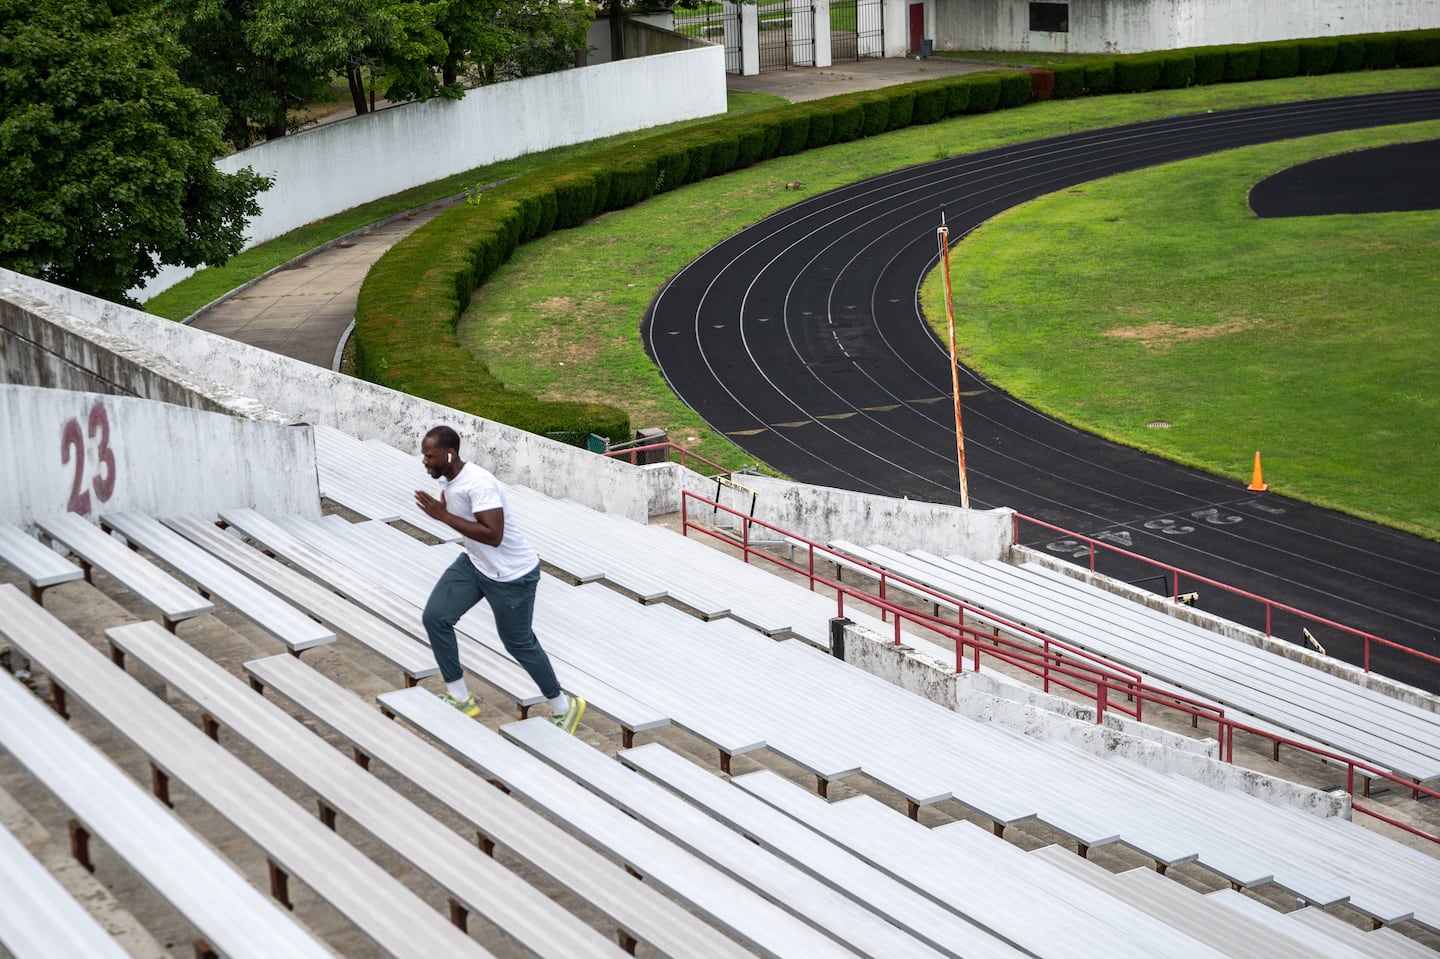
[414, 490, 506, 546]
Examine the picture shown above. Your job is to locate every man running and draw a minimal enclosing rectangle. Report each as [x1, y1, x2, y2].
[413, 424, 585, 733]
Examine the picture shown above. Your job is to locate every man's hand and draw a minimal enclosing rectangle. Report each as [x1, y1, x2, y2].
[414, 488, 448, 520]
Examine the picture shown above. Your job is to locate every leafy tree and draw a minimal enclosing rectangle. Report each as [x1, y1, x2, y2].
[0, 0, 268, 303]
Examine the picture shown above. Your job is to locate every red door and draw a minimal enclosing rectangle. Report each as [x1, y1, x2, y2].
[909, 3, 924, 53]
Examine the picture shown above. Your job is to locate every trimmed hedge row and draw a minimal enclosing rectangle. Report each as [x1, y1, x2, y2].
[355, 29, 1440, 445]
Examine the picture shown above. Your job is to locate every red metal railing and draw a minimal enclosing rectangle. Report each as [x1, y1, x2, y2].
[604, 442, 730, 476]
[682, 491, 1440, 844]
[1013, 514, 1440, 676]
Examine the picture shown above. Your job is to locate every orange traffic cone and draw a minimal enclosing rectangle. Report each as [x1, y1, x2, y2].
[1247, 451, 1268, 491]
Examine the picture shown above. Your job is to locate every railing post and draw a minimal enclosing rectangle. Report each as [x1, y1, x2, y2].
[1096, 678, 1106, 723]
[1364, 636, 1371, 673]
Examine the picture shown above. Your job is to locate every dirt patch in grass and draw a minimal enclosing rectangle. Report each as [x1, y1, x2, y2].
[1103, 315, 1269, 347]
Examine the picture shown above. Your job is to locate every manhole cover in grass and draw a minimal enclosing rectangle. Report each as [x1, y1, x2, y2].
[1147, 421, 1172, 429]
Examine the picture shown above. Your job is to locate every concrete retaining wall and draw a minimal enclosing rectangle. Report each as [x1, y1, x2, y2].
[2, 271, 650, 521]
[840, 620, 1352, 818]
[932, 0, 1440, 54]
[140, 47, 727, 300]
[1017, 546, 1440, 714]
[0, 385, 319, 523]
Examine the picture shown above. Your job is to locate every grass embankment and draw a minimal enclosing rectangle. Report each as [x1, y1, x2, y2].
[143, 92, 789, 320]
[461, 67, 1440, 501]
[919, 120, 1440, 539]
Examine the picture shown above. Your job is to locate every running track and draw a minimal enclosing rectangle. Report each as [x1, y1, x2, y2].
[645, 89, 1440, 692]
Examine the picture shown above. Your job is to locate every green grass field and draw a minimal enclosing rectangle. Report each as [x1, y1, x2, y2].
[919, 120, 1440, 539]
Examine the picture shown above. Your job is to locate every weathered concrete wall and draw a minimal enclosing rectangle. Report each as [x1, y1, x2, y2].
[0, 385, 319, 523]
[139, 47, 727, 299]
[1017, 546, 1440, 714]
[2, 271, 650, 521]
[931, 0, 1440, 54]
[840, 620, 1353, 817]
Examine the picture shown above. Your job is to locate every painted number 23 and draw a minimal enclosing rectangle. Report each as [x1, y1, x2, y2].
[62, 401, 116, 515]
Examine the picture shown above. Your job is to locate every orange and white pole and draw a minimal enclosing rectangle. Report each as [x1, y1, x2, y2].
[937, 217, 970, 508]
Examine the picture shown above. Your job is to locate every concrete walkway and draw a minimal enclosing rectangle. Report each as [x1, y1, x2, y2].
[186, 56, 999, 368]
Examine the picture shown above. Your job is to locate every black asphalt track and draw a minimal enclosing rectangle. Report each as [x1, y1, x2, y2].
[1251, 137, 1440, 216]
[645, 89, 1440, 693]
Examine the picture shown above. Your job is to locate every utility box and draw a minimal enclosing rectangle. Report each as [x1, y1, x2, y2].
[921, 38, 933, 57]
[634, 428, 669, 465]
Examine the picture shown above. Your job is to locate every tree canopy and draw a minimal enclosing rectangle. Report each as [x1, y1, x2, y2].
[0, 0, 268, 303]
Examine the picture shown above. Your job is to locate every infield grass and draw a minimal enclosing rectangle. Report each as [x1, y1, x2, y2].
[461, 67, 1440, 526]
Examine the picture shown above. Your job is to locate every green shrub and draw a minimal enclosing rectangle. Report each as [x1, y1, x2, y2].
[1051, 63, 1086, 98]
[859, 94, 890, 136]
[1260, 42, 1301, 79]
[1115, 55, 1164, 93]
[911, 84, 948, 123]
[1362, 33, 1398, 69]
[1083, 61, 1116, 95]
[552, 171, 597, 228]
[942, 77, 973, 113]
[708, 133, 741, 176]
[885, 89, 916, 130]
[1158, 52, 1196, 88]
[1298, 39, 1339, 75]
[777, 112, 811, 154]
[1193, 47, 1226, 84]
[1223, 45, 1262, 82]
[805, 107, 834, 148]
[1027, 69, 1056, 101]
[653, 149, 690, 193]
[1334, 36, 1365, 71]
[831, 102, 865, 141]
[736, 124, 768, 167]
[964, 75, 1003, 113]
[997, 71, 1031, 108]
[1397, 29, 1440, 67]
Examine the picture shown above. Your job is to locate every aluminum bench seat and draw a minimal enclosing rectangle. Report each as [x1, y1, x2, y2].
[503, 718, 947, 959]
[1029, 844, 1354, 959]
[104, 620, 626, 959]
[0, 585, 487, 959]
[1205, 887, 1401, 958]
[731, 769, 1230, 959]
[242, 654, 756, 959]
[0, 670, 334, 959]
[0, 521, 84, 600]
[34, 512, 213, 629]
[619, 742, 1029, 959]
[1286, 905, 1438, 958]
[163, 515, 438, 684]
[312, 425, 457, 541]
[377, 686, 863, 959]
[102, 511, 335, 654]
[0, 815, 133, 959]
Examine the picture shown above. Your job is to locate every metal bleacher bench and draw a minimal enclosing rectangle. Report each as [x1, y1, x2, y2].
[162, 514, 438, 686]
[0, 521, 84, 601]
[34, 512, 213, 630]
[378, 685, 862, 959]
[0, 585, 492, 959]
[502, 717, 948, 959]
[243, 653, 755, 959]
[100, 510, 335, 655]
[103, 619, 628, 959]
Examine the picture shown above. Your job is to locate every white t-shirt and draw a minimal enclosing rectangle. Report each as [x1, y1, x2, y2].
[438, 462, 539, 582]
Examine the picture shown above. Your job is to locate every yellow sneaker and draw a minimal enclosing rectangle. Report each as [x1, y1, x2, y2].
[553, 695, 586, 735]
[441, 692, 480, 718]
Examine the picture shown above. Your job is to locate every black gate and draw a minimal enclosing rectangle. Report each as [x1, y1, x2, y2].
[757, 0, 795, 72]
[674, 3, 742, 74]
[832, 0, 884, 62]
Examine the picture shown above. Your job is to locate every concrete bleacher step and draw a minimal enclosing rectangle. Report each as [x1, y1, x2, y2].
[242, 653, 757, 959]
[377, 686, 863, 959]
[501, 717, 950, 959]
[617, 741, 1028, 959]
[0, 585, 488, 959]
[104, 619, 628, 959]
[729, 769, 1230, 959]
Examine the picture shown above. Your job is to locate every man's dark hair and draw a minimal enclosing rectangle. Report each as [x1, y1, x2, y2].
[425, 424, 461, 453]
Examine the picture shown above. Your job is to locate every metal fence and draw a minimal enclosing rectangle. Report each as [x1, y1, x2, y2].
[831, 0, 884, 61]
[673, 3, 742, 74]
